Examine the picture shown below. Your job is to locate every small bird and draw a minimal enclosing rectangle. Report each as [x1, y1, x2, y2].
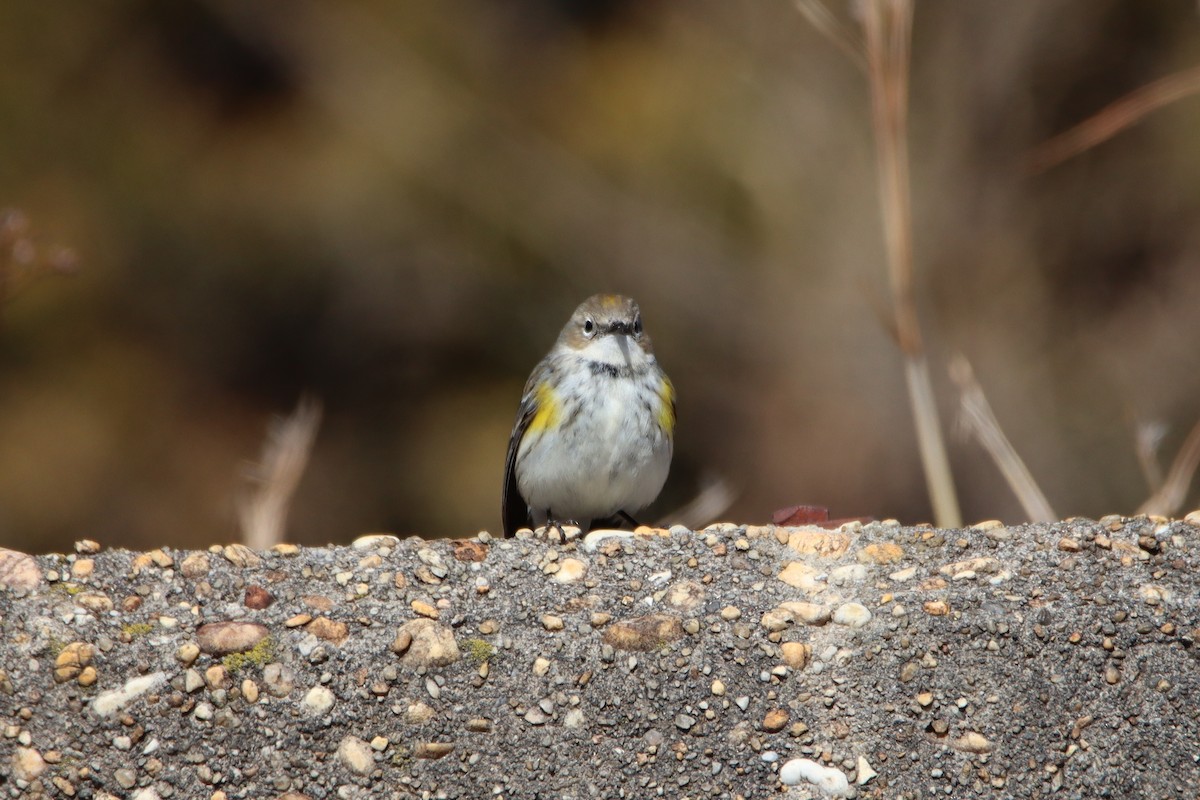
[502, 294, 676, 537]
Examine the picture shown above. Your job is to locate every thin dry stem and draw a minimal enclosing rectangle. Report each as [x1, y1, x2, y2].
[239, 395, 323, 550]
[1026, 64, 1200, 173]
[860, 0, 961, 527]
[1134, 419, 1167, 492]
[657, 474, 736, 530]
[950, 356, 1056, 523]
[793, 0, 867, 72]
[1137, 418, 1200, 517]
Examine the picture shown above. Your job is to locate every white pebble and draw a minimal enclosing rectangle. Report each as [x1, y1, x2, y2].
[832, 602, 872, 628]
[779, 758, 852, 796]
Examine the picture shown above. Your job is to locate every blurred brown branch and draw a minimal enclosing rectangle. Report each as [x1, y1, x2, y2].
[950, 356, 1056, 523]
[800, 0, 962, 528]
[860, 0, 962, 527]
[239, 396, 323, 550]
[1025, 64, 1200, 173]
[792, 0, 866, 71]
[1137, 419, 1200, 518]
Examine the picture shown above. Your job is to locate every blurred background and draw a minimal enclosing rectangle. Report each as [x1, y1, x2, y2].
[2, 1, 1200, 553]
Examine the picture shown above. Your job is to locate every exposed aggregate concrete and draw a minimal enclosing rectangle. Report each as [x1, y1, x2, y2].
[1, 516, 1199, 799]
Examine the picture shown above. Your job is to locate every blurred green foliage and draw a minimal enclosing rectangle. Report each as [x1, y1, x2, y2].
[2, 1, 1199, 552]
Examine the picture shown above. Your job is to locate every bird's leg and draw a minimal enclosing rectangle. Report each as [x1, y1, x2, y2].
[542, 510, 582, 543]
[616, 510, 641, 529]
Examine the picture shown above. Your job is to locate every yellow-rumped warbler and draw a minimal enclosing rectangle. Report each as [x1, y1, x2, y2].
[502, 294, 676, 537]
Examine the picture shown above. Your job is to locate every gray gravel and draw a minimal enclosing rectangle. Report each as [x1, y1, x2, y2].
[1, 516, 1198, 799]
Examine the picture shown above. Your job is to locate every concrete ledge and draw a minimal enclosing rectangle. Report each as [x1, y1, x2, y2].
[1, 517, 1198, 798]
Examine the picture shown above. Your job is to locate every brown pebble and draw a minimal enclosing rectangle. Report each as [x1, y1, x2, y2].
[0, 548, 42, 591]
[602, 614, 684, 652]
[923, 600, 950, 616]
[391, 619, 460, 668]
[180, 553, 211, 579]
[306, 617, 349, 644]
[244, 586, 275, 609]
[762, 709, 789, 732]
[196, 621, 269, 656]
[415, 742, 455, 759]
[453, 540, 489, 562]
[780, 642, 811, 669]
[76, 666, 98, 687]
[411, 600, 439, 619]
[1057, 538, 1081, 552]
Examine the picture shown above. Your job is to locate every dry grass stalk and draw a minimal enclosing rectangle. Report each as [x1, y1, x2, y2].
[657, 474, 736, 530]
[793, 0, 867, 71]
[950, 356, 1056, 523]
[859, 0, 962, 527]
[1137, 419, 1200, 517]
[1026, 64, 1200, 173]
[239, 396, 323, 550]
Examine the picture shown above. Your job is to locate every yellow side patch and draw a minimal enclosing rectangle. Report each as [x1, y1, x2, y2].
[528, 382, 562, 434]
[658, 377, 677, 435]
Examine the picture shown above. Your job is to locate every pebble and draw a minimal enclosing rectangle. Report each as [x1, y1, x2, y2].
[551, 558, 587, 583]
[337, 735, 374, 775]
[391, 619, 460, 668]
[541, 615, 565, 631]
[75, 539, 102, 554]
[306, 617, 349, 643]
[856, 755, 878, 785]
[221, 544, 261, 568]
[352, 533, 399, 549]
[411, 600, 439, 619]
[780, 642, 811, 669]
[711, 679, 726, 696]
[414, 742, 454, 759]
[303, 686, 335, 716]
[76, 592, 113, 613]
[720, 605, 742, 621]
[923, 600, 950, 616]
[93, 673, 167, 717]
[241, 679, 259, 703]
[952, 731, 993, 753]
[12, 747, 46, 781]
[601, 614, 684, 651]
[762, 709, 788, 732]
[829, 564, 867, 585]
[664, 580, 705, 611]
[857, 542, 904, 564]
[777, 562, 823, 592]
[779, 758, 852, 797]
[760, 608, 793, 632]
[184, 669, 205, 693]
[196, 622, 269, 656]
[779, 601, 831, 625]
[831, 603, 872, 628]
[0, 549, 42, 591]
[54, 642, 95, 683]
[180, 553, 210, 579]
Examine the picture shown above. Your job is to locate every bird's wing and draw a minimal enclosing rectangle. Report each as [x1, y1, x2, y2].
[501, 385, 539, 537]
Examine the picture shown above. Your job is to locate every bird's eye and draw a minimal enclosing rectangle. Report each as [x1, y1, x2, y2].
[632, 315, 643, 336]
[583, 317, 595, 336]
